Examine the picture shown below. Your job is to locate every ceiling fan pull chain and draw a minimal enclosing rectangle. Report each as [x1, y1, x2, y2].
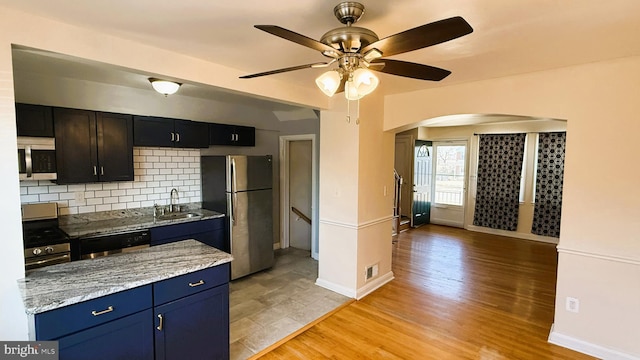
[346, 96, 351, 123]
[355, 99, 360, 125]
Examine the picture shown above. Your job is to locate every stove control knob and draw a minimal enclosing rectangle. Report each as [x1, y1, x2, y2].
[32, 248, 42, 255]
[44, 247, 54, 254]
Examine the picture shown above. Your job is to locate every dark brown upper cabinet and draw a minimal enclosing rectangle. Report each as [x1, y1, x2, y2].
[54, 108, 133, 184]
[133, 116, 209, 148]
[15, 103, 54, 137]
[209, 123, 255, 146]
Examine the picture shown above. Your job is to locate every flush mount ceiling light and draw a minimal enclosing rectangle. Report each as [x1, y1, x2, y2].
[149, 78, 181, 96]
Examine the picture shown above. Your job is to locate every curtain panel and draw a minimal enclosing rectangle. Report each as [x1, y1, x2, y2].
[531, 132, 566, 238]
[473, 134, 526, 231]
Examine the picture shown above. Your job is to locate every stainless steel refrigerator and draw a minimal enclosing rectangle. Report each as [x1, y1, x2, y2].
[201, 155, 274, 280]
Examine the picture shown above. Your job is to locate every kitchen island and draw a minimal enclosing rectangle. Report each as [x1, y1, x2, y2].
[18, 240, 233, 360]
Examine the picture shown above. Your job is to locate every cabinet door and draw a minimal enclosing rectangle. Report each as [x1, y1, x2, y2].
[15, 103, 54, 137]
[209, 123, 255, 146]
[155, 284, 229, 360]
[97, 112, 134, 182]
[209, 123, 235, 146]
[233, 125, 256, 146]
[174, 120, 209, 148]
[54, 108, 99, 184]
[150, 222, 193, 246]
[133, 116, 175, 147]
[193, 229, 226, 251]
[57, 309, 154, 360]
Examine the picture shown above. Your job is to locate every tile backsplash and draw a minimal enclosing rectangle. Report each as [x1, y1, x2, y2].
[20, 147, 202, 215]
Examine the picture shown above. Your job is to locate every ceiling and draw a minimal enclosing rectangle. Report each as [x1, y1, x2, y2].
[4, 0, 640, 114]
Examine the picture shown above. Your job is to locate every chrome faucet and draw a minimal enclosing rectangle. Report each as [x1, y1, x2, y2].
[169, 188, 179, 212]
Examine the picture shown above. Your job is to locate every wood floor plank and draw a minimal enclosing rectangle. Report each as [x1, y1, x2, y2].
[258, 225, 595, 359]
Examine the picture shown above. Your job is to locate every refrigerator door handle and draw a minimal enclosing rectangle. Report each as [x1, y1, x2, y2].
[230, 158, 237, 225]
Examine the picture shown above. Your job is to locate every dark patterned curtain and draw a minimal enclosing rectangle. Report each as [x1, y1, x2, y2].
[473, 134, 526, 231]
[532, 132, 566, 237]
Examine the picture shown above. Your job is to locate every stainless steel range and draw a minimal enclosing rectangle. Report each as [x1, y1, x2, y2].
[22, 203, 70, 271]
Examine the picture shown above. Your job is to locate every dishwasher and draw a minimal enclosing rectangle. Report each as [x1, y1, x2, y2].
[78, 230, 150, 260]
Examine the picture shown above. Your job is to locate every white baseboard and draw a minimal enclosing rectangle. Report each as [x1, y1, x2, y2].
[466, 224, 559, 244]
[430, 218, 464, 228]
[315, 278, 356, 298]
[549, 324, 639, 360]
[356, 271, 394, 300]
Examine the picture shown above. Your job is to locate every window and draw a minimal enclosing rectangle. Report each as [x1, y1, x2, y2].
[433, 144, 466, 206]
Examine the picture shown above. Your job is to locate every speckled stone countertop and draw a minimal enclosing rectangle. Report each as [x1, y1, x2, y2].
[18, 240, 233, 315]
[59, 203, 224, 238]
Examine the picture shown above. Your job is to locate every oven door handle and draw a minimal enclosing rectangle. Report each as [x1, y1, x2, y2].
[25, 254, 70, 269]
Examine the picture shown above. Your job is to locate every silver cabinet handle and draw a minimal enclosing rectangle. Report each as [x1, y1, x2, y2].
[171, 132, 175, 142]
[188, 280, 205, 287]
[100, 166, 104, 176]
[93, 166, 97, 176]
[91, 306, 114, 316]
[176, 133, 180, 142]
[156, 313, 163, 331]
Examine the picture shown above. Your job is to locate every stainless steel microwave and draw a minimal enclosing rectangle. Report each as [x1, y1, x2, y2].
[17, 137, 57, 181]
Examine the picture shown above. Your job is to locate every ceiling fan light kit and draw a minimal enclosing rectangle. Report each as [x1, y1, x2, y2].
[315, 70, 342, 96]
[149, 78, 181, 96]
[240, 1, 473, 108]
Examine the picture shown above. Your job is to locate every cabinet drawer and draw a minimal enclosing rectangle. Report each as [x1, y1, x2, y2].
[35, 285, 152, 340]
[153, 264, 229, 306]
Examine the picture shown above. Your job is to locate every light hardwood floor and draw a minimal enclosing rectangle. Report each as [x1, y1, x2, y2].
[257, 224, 596, 359]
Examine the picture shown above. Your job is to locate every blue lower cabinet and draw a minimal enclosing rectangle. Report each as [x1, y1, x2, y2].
[57, 309, 154, 360]
[192, 229, 225, 252]
[151, 218, 225, 251]
[32, 266, 229, 360]
[154, 284, 229, 360]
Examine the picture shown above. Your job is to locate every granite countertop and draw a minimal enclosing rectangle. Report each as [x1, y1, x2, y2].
[18, 240, 233, 315]
[59, 205, 224, 238]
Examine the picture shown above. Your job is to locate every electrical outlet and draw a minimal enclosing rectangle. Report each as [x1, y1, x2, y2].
[383, 186, 388, 196]
[566, 297, 579, 313]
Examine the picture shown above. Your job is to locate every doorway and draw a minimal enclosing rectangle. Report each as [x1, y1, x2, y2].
[288, 140, 312, 251]
[279, 135, 318, 259]
[429, 141, 467, 228]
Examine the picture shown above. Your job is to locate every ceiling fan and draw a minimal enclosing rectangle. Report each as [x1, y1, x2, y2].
[240, 2, 473, 99]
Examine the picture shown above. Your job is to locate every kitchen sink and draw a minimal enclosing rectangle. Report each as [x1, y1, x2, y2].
[156, 212, 202, 221]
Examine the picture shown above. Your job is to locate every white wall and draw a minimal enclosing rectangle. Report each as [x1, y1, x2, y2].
[384, 56, 640, 358]
[317, 93, 395, 299]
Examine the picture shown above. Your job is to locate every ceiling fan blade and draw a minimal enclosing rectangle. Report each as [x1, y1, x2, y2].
[255, 25, 342, 58]
[370, 59, 451, 81]
[240, 62, 328, 79]
[361, 16, 473, 58]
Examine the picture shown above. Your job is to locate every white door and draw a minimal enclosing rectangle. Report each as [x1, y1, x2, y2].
[429, 141, 467, 228]
[288, 140, 312, 250]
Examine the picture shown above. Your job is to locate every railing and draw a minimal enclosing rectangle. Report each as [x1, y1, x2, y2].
[393, 170, 403, 235]
[291, 206, 311, 225]
[434, 190, 463, 205]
